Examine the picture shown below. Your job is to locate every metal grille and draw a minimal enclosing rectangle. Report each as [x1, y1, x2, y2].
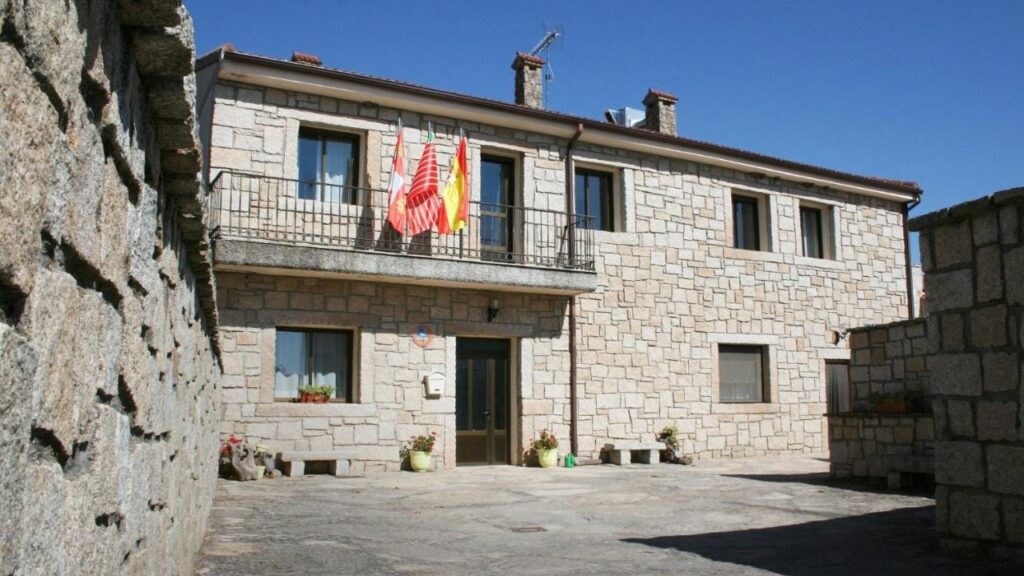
[209, 171, 595, 271]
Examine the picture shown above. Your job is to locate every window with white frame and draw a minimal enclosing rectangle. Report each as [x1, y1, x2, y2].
[274, 328, 354, 402]
[718, 345, 768, 403]
[731, 192, 767, 251]
[574, 167, 617, 232]
[799, 202, 834, 259]
[297, 128, 360, 203]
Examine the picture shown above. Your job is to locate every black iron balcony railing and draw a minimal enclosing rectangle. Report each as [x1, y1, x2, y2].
[209, 171, 595, 271]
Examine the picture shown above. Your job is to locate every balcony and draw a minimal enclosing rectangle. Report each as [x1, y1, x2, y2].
[208, 172, 597, 294]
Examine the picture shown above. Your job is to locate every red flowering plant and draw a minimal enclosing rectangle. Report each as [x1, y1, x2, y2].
[530, 429, 558, 452]
[401, 431, 437, 457]
[218, 434, 244, 474]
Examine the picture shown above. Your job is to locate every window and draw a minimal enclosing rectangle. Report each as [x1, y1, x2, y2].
[719, 345, 768, 403]
[297, 128, 359, 203]
[274, 328, 354, 402]
[800, 205, 824, 258]
[732, 194, 761, 250]
[575, 168, 615, 232]
[480, 155, 516, 257]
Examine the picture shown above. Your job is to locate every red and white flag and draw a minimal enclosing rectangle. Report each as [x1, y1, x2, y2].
[406, 128, 442, 236]
[386, 123, 407, 233]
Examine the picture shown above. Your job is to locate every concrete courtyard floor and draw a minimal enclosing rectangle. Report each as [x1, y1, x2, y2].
[195, 454, 1006, 575]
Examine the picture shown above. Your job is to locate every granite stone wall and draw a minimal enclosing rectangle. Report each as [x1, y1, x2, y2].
[828, 319, 934, 485]
[0, 1, 220, 574]
[847, 319, 929, 406]
[207, 78, 910, 465]
[911, 188, 1024, 560]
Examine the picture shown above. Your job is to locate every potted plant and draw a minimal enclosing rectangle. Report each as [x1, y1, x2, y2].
[531, 429, 559, 468]
[253, 444, 273, 479]
[869, 391, 908, 414]
[298, 384, 334, 403]
[402, 432, 437, 472]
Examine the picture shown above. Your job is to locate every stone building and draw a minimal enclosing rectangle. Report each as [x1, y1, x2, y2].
[1, 1, 220, 574]
[198, 47, 921, 473]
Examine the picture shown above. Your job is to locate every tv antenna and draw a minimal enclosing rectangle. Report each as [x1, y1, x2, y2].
[530, 26, 561, 108]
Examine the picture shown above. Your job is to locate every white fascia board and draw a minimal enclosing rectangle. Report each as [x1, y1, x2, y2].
[219, 60, 918, 203]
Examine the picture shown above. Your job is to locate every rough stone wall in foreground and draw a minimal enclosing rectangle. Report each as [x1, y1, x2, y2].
[912, 188, 1024, 561]
[0, 1, 220, 574]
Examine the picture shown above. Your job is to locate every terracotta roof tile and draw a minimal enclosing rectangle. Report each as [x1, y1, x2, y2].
[197, 48, 923, 197]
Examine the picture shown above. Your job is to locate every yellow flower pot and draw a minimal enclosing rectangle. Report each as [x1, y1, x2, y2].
[537, 448, 558, 468]
[409, 450, 431, 472]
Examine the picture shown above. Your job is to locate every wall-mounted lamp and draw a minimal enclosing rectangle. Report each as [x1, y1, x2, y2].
[829, 329, 848, 345]
[487, 299, 500, 322]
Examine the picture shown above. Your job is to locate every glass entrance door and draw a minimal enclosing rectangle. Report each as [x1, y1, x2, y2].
[455, 338, 510, 465]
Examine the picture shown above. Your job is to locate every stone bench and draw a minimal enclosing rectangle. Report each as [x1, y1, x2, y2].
[279, 450, 356, 477]
[603, 442, 665, 465]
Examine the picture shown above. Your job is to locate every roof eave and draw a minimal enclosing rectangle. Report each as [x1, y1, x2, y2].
[208, 51, 922, 203]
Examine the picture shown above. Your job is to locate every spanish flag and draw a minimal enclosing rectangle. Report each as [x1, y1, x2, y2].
[438, 135, 469, 234]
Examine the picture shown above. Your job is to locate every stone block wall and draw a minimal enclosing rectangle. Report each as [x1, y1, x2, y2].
[829, 319, 933, 483]
[847, 319, 929, 406]
[911, 187, 1024, 560]
[0, 2, 220, 575]
[206, 77, 911, 464]
[217, 272, 569, 473]
[828, 413, 934, 484]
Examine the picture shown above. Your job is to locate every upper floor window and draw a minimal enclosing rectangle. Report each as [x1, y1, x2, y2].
[575, 168, 615, 232]
[799, 201, 835, 260]
[800, 205, 824, 258]
[274, 328, 354, 402]
[297, 128, 359, 203]
[732, 194, 762, 251]
[480, 155, 517, 259]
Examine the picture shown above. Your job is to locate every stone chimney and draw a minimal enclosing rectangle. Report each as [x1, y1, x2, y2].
[512, 52, 545, 109]
[642, 89, 678, 135]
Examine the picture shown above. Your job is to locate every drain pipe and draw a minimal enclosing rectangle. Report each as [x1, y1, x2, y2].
[903, 194, 922, 320]
[565, 123, 584, 458]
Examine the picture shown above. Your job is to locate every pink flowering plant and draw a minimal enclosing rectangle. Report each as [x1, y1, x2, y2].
[530, 429, 558, 451]
[402, 431, 437, 456]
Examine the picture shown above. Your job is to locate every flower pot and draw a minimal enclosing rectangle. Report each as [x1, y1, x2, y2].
[299, 392, 315, 403]
[409, 450, 431, 472]
[537, 448, 558, 468]
[873, 399, 907, 414]
[256, 465, 265, 480]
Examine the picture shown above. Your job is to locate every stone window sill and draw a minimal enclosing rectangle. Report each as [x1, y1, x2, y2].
[256, 402, 376, 418]
[793, 255, 845, 270]
[712, 402, 780, 415]
[723, 247, 784, 263]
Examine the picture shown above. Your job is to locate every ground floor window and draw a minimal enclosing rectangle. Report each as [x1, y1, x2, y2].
[274, 328, 354, 402]
[718, 345, 768, 403]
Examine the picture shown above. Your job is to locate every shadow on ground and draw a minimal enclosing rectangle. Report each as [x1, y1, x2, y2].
[624, 506, 1001, 576]
[722, 472, 933, 495]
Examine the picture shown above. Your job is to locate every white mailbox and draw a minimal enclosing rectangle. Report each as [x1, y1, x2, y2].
[424, 372, 445, 397]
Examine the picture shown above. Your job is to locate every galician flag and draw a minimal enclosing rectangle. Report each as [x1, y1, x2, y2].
[385, 122, 407, 233]
[438, 134, 469, 234]
[406, 127, 442, 236]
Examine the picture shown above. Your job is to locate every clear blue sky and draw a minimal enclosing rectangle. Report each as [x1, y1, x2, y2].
[187, 1, 1024, 262]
